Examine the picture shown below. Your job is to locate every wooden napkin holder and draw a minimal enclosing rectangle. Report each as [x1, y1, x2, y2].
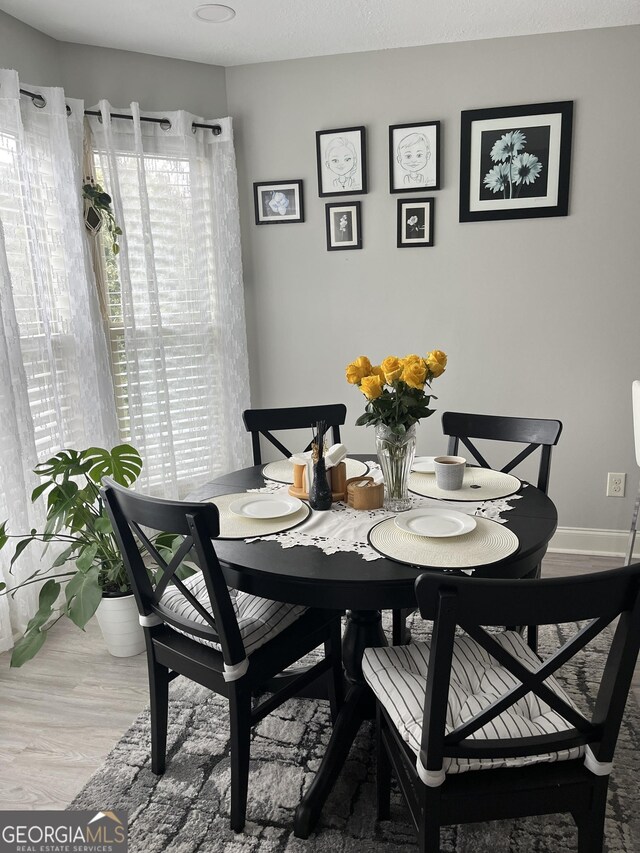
[289, 460, 347, 502]
[346, 476, 384, 510]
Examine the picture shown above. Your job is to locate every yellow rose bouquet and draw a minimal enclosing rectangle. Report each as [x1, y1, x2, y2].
[345, 351, 447, 436]
[346, 351, 447, 510]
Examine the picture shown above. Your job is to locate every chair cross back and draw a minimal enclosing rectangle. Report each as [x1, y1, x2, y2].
[243, 404, 347, 465]
[101, 477, 246, 667]
[443, 617, 602, 753]
[100, 481, 345, 834]
[442, 411, 563, 493]
[414, 567, 640, 776]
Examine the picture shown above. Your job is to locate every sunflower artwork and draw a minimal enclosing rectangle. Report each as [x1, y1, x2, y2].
[481, 126, 548, 201]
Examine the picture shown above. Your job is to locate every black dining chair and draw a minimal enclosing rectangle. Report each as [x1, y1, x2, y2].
[365, 565, 640, 853]
[392, 411, 563, 649]
[243, 404, 347, 465]
[624, 380, 640, 566]
[442, 411, 563, 494]
[102, 477, 343, 833]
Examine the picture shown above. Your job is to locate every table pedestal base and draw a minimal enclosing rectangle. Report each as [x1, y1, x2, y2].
[293, 609, 386, 838]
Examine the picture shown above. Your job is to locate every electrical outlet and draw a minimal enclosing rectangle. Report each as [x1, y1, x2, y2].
[606, 472, 626, 497]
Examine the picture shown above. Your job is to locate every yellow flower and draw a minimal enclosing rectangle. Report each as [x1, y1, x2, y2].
[402, 358, 427, 389]
[426, 349, 447, 378]
[380, 355, 403, 384]
[371, 365, 385, 381]
[360, 374, 383, 400]
[345, 355, 372, 385]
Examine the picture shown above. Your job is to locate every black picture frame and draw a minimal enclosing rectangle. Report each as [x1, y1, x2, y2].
[253, 180, 304, 225]
[459, 100, 573, 222]
[325, 202, 362, 251]
[397, 198, 434, 248]
[316, 127, 367, 197]
[389, 121, 441, 193]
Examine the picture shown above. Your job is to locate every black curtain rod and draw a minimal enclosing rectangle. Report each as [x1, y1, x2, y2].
[19, 88, 222, 135]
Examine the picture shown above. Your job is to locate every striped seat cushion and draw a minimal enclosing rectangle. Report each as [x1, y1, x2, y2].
[362, 630, 584, 775]
[160, 572, 306, 657]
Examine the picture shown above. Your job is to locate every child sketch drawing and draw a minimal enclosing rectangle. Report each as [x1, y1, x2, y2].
[396, 132, 433, 187]
[325, 136, 359, 190]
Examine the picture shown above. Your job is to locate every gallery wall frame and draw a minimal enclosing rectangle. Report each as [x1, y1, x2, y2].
[316, 127, 367, 197]
[325, 201, 362, 251]
[253, 180, 304, 225]
[459, 100, 573, 222]
[397, 197, 434, 248]
[389, 121, 441, 193]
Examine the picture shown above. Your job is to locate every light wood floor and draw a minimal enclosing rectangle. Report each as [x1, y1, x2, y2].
[0, 552, 634, 811]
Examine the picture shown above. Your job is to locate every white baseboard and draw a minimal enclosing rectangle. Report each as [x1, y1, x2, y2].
[549, 526, 636, 558]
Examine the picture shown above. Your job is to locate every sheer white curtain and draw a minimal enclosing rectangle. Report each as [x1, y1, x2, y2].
[88, 103, 251, 497]
[0, 70, 118, 651]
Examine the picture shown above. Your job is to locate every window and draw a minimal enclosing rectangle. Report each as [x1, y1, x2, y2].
[94, 149, 231, 494]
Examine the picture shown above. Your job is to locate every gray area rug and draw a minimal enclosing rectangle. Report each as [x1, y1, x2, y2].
[70, 614, 640, 851]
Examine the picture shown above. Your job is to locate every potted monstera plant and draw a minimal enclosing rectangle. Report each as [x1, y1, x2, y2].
[0, 444, 147, 666]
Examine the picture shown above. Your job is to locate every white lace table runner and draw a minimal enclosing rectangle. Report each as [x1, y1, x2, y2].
[246, 461, 523, 562]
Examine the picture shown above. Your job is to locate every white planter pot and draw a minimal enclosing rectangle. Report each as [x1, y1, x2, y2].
[95, 593, 145, 658]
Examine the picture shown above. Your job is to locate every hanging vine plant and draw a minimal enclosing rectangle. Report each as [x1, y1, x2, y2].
[82, 177, 122, 255]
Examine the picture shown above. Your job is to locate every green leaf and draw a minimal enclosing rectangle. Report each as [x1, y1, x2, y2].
[65, 565, 102, 628]
[75, 543, 98, 572]
[10, 628, 46, 667]
[9, 536, 35, 569]
[24, 578, 61, 633]
[94, 515, 113, 535]
[43, 482, 79, 536]
[11, 578, 60, 666]
[34, 449, 90, 481]
[0, 582, 5, 592]
[0, 521, 7, 550]
[67, 489, 96, 532]
[31, 482, 51, 503]
[83, 444, 142, 487]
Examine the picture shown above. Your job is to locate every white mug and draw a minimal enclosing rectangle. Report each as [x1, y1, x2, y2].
[433, 456, 466, 491]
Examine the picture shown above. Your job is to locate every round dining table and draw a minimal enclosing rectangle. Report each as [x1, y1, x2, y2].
[189, 455, 558, 838]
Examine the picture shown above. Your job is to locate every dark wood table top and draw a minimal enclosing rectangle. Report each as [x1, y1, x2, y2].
[190, 455, 557, 611]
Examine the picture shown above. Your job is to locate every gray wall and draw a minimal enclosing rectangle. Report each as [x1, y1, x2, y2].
[0, 10, 62, 82]
[58, 43, 227, 115]
[226, 26, 640, 532]
[2, 10, 639, 535]
[0, 11, 227, 116]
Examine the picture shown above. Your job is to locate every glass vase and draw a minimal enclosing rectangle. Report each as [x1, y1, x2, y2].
[375, 423, 417, 512]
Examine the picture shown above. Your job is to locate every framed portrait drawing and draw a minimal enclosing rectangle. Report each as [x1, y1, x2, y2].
[316, 127, 367, 197]
[459, 101, 573, 222]
[253, 180, 304, 225]
[389, 121, 441, 193]
[397, 198, 434, 248]
[325, 202, 362, 251]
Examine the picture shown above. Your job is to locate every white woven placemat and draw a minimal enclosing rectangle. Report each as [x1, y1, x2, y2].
[368, 515, 519, 569]
[409, 468, 521, 501]
[205, 492, 310, 539]
[262, 457, 369, 484]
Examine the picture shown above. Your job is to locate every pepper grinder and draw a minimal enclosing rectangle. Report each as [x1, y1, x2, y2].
[308, 421, 332, 510]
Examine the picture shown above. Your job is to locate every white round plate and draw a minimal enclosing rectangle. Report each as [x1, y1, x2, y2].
[229, 494, 303, 519]
[411, 456, 436, 474]
[394, 508, 477, 538]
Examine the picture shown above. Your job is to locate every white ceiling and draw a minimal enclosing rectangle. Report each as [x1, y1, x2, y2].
[1, 0, 639, 67]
